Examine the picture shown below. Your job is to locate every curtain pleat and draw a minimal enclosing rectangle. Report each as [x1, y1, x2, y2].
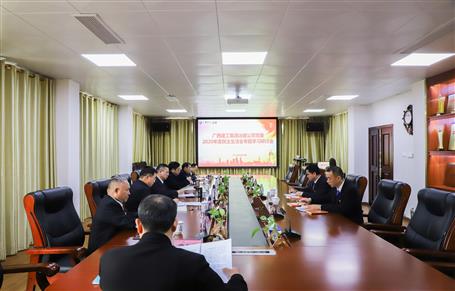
[325, 112, 349, 172]
[133, 112, 151, 164]
[0, 61, 56, 260]
[80, 92, 119, 220]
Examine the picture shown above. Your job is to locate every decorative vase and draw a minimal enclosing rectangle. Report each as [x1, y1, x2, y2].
[437, 95, 446, 115]
[449, 124, 455, 151]
[437, 129, 444, 150]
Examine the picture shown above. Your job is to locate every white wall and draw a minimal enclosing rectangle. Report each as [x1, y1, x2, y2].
[348, 80, 426, 217]
[55, 79, 81, 214]
[118, 105, 133, 174]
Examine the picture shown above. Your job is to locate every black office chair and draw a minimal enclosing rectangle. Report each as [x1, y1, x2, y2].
[115, 173, 131, 185]
[284, 166, 293, 181]
[23, 187, 87, 290]
[84, 178, 111, 218]
[372, 188, 455, 276]
[363, 179, 411, 230]
[0, 262, 59, 290]
[346, 174, 368, 201]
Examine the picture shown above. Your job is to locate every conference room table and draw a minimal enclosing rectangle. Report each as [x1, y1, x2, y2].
[47, 176, 454, 290]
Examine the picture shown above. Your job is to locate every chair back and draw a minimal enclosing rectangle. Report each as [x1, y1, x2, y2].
[83, 178, 111, 218]
[297, 170, 307, 186]
[0, 263, 3, 288]
[405, 188, 455, 251]
[23, 187, 84, 248]
[285, 166, 293, 181]
[346, 174, 368, 201]
[368, 179, 411, 225]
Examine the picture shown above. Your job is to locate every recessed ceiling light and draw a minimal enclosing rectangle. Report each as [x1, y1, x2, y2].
[303, 109, 325, 113]
[327, 95, 359, 101]
[167, 109, 187, 113]
[81, 54, 136, 67]
[222, 52, 267, 65]
[118, 95, 148, 101]
[224, 94, 251, 100]
[391, 53, 455, 66]
[226, 109, 246, 113]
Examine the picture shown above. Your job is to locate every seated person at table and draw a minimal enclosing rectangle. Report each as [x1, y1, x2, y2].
[88, 177, 136, 253]
[150, 163, 183, 199]
[100, 195, 248, 291]
[125, 166, 157, 213]
[304, 166, 363, 224]
[180, 162, 194, 184]
[166, 161, 190, 190]
[294, 163, 331, 204]
[190, 163, 198, 182]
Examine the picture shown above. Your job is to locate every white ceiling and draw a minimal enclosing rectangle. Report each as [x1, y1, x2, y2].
[1, 0, 454, 117]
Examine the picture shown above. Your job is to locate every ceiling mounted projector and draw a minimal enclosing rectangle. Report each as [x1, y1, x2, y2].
[227, 95, 249, 105]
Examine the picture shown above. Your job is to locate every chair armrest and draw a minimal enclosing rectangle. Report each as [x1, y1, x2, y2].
[371, 229, 406, 247]
[26, 246, 86, 259]
[403, 248, 455, 261]
[363, 223, 406, 231]
[3, 263, 60, 276]
[287, 182, 300, 186]
[427, 261, 455, 273]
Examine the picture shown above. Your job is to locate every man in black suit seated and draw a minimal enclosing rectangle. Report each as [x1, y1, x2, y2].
[150, 164, 184, 199]
[88, 177, 136, 253]
[304, 166, 363, 224]
[166, 161, 190, 190]
[180, 162, 194, 184]
[293, 163, 331, 204]
[125, 166, 157, 213]
[100, 195, 248, 291]
[190, 163, 198, 182]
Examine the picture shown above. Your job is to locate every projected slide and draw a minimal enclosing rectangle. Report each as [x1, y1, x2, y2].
[197, 119, 278, 167]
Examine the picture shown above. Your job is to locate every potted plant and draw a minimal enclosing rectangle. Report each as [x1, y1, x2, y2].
[208, 207, 228, 239]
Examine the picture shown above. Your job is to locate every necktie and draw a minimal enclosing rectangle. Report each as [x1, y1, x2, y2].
[336, 189, 341, 200]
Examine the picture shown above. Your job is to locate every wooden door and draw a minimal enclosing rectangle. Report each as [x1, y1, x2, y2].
[369, 125, 393, 204]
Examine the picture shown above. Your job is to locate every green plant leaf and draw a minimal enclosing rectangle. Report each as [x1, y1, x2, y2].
[251, 227, 260, 238]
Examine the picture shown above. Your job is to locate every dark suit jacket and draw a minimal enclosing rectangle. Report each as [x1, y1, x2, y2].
[321, 179, 363, 225]
[300, 175, 331, 204]
[150, 178, 178, 199]
[88, 195, 136, 254]
[165, 172, 190, 190]
[100, 232, 248, 291]
[125, 180, 151, 213]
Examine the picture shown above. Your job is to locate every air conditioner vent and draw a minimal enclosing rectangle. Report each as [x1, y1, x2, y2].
[74, 14, 124, 44]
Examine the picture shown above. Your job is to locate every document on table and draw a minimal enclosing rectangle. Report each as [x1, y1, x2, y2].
[178, 193, 196, 198]
[178, 239, 232, 283]
[177, 201, 202, 207]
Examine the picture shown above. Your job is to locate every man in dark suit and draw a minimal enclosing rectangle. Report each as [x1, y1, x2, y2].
[125, 167, 157, 213]
[190, 163, 198, 182]
[150, 164, 183, 199]
[304, 166, 363, 224]
[180, 162, 194, 184]
[88, 177, 136, 253]
[166, 161, 190, 190]
[295, 163, 331, 204]
[100, 195, 248, 291]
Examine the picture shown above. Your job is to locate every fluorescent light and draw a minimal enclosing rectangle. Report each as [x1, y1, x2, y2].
[118, 95, 148, 101]
[391, 53, 455, 66]
[81, 54, 136, 67]
[327, 95, 359, 101]
[166, 109, 187, 113]
[226, 109, 246, 113]
[222, 52, 267, 65]
[224, 94, 251, 100]
[304, 109, 325, 113]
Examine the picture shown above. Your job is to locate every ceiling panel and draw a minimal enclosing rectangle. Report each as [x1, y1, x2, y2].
[149, 10, 218, 36]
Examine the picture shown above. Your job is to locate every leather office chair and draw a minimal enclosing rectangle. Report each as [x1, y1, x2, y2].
[284, 166, 293, 181]
[84, 178, 111, 218]
[23, 187, 87, 291]
[288, 170, 307, 187]
[346, 174, 368, 201]
[115, 173, 131, 185]
[130, 169, 141, 184]
[372, 188, 455, 276]
[363, 179, 411, 229]
[1, 262, 59, 290]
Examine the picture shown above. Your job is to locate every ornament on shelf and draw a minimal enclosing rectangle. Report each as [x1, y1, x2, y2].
[449, 123, 455, 151]
[448, 94, 455, 114]
[437, 95, 446, 115]
[437, 128, 445, 150]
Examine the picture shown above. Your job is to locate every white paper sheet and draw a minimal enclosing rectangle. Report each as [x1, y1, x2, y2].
[177, 201, 202, 207]
[178, 193, 196, 198]
[178, 239, 232, 283]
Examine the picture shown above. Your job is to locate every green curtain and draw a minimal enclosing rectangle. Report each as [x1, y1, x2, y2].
[133, 112, 151, 164]
[80, 92, 119, 220]
[149, 119, 326, 179]
[0, 61, 56, 260]
[150, 119, 195, 165]
[325, 112, 348, 172]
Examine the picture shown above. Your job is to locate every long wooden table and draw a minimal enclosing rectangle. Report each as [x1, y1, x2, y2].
[48, 176, 454, 290]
